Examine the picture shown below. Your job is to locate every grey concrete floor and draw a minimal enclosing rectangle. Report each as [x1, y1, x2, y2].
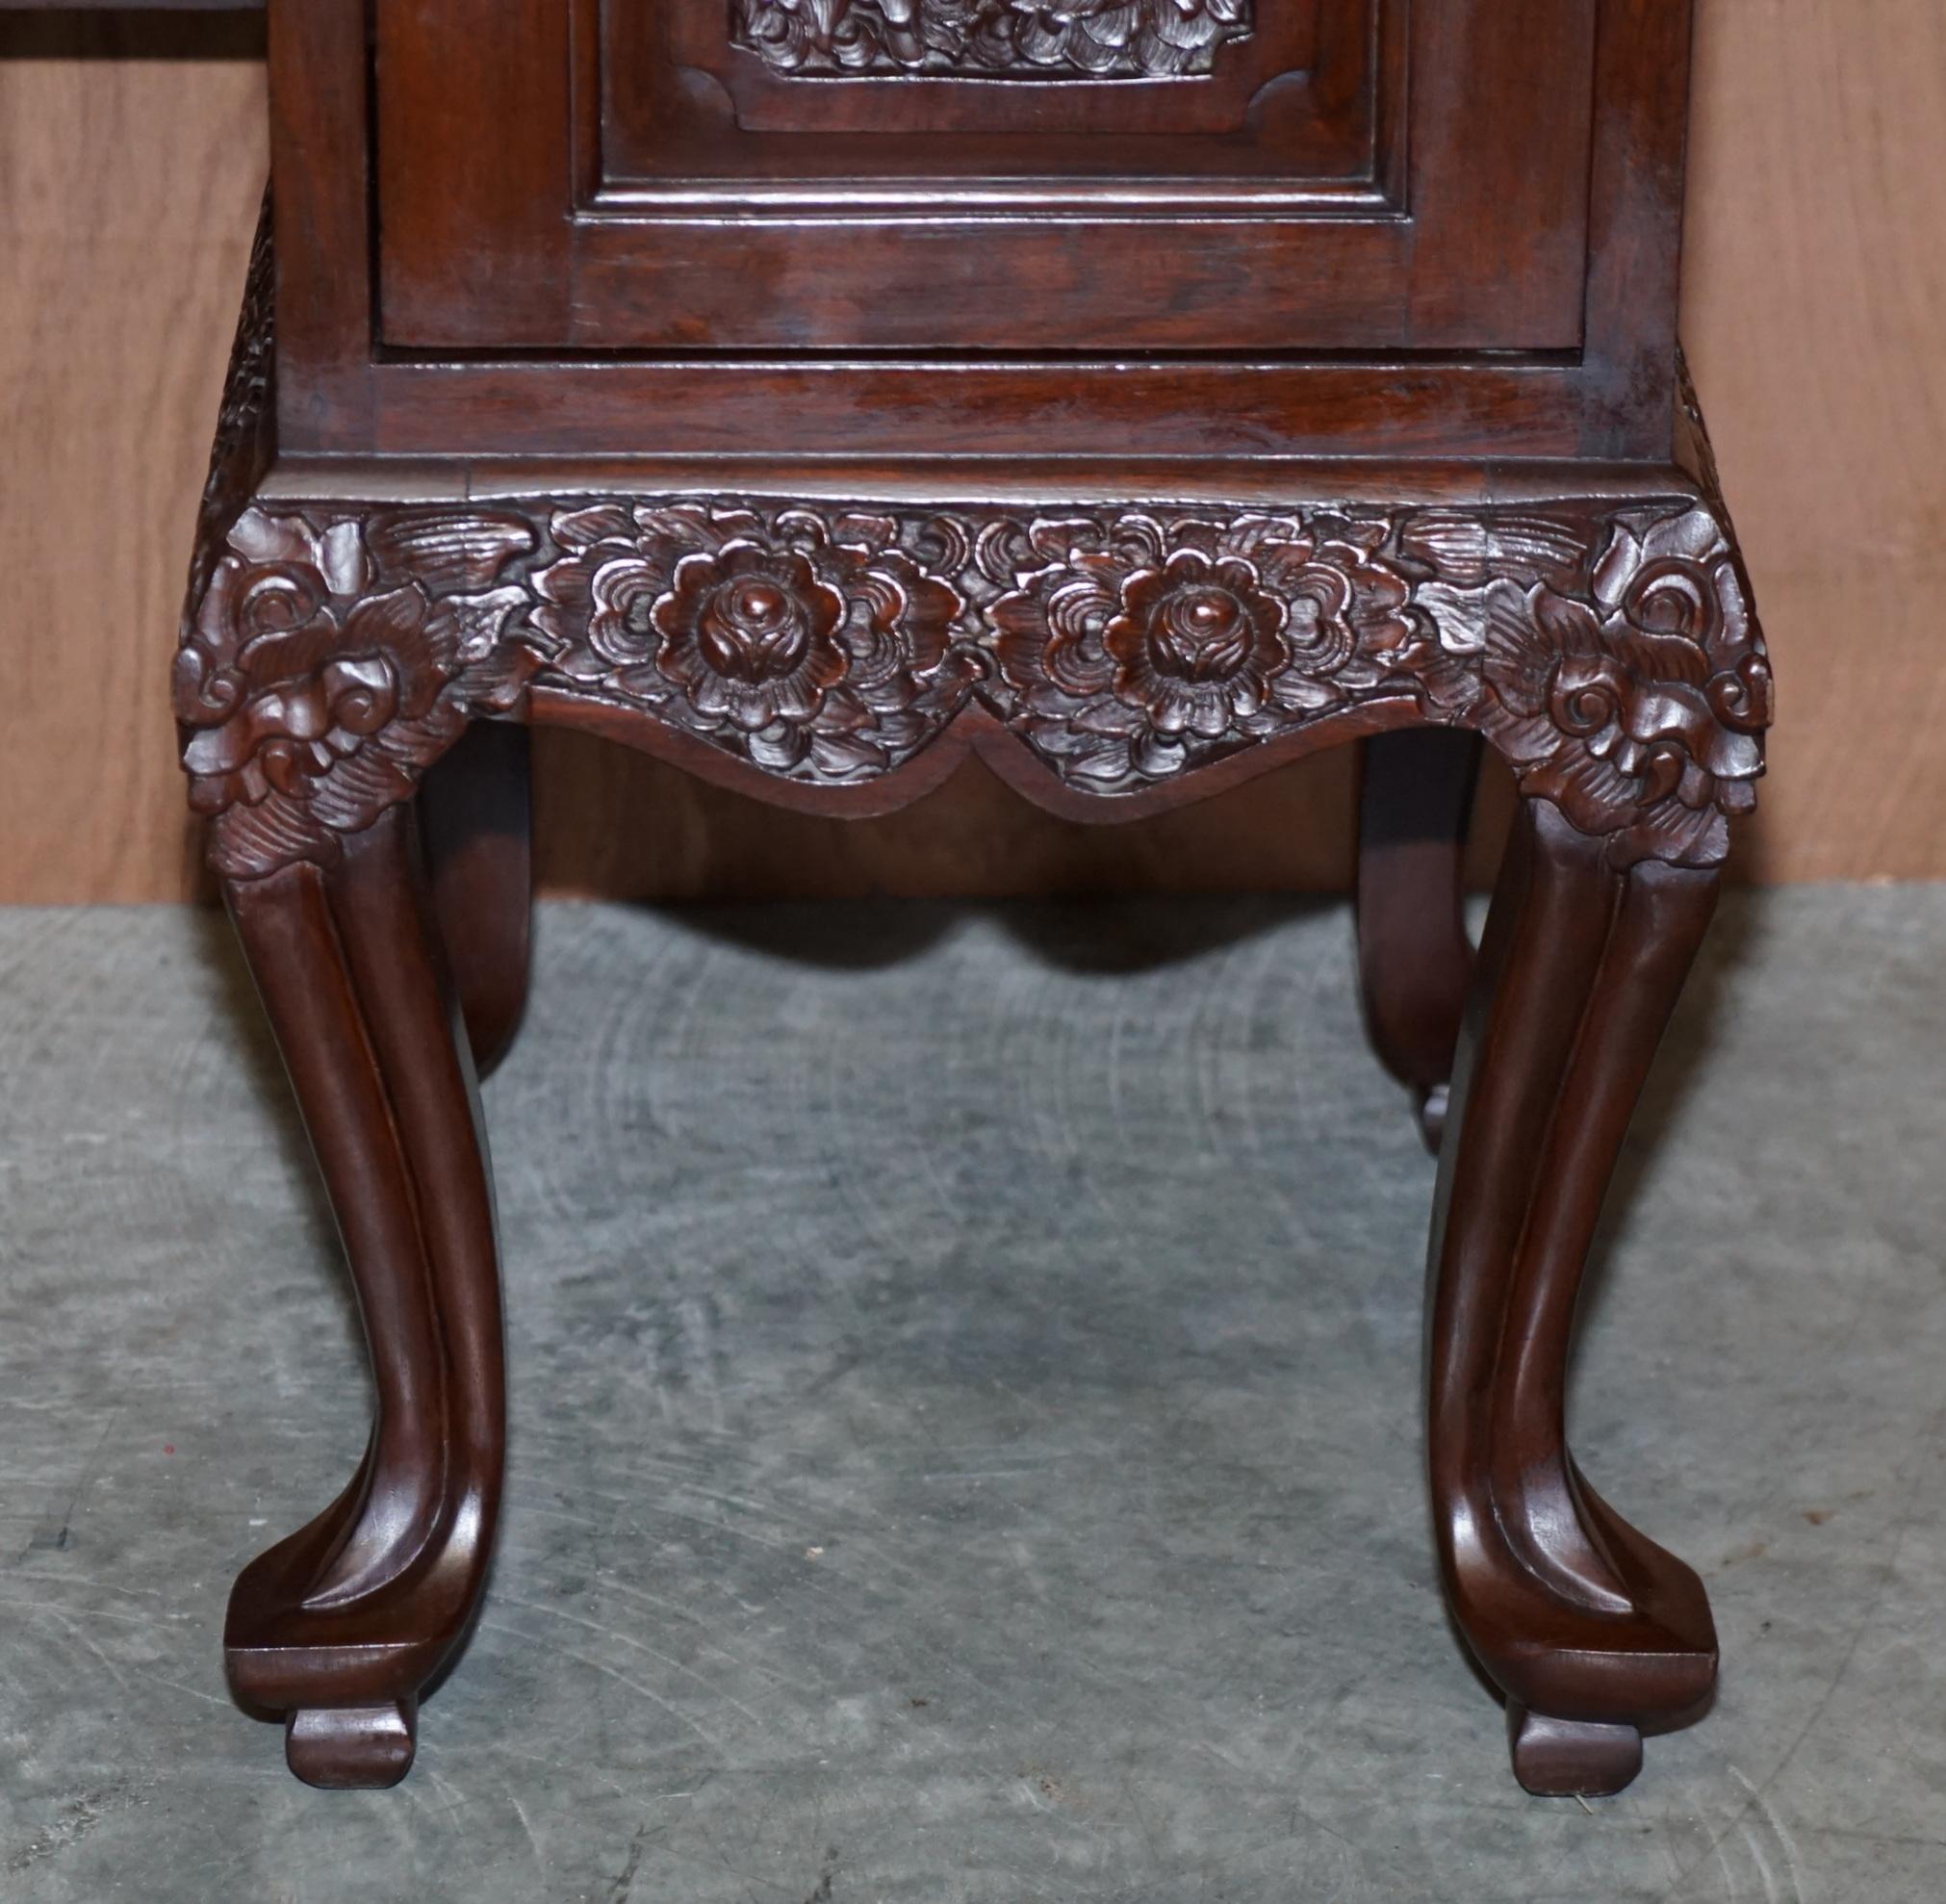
[0, 887, 1942, 1903]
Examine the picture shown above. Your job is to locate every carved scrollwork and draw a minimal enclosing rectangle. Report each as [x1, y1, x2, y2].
[730, 0, 1254, 80]
[180, 492, 1769, 879]
[970, 501, 1768, 865]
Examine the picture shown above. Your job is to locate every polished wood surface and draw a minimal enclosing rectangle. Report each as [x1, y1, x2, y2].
[373, 0, 1595, 358]
[0, 0, 1786, 1796]
[223, 804, 504, 1790]
[0, 3, 257, 11]
[1355, 729, 1481, 1149]
[419, 721, 533, 1078]
[281, 0, 1638, 463]
[1427, 797, 1722, 1796]
[182, 458, 1762, 1792]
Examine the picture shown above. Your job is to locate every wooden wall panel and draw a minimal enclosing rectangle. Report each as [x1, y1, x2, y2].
[0, 13, 265, 904]
[1, 0, 1939, 901]
[1683, 0, 1946, 885]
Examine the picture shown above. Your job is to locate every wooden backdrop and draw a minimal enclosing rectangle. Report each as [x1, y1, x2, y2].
[3, 2, 1941, 903]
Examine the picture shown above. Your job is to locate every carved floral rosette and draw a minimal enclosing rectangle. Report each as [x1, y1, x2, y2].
[1399, 504, 1772, 867]
[530, 503, 985, 781]
[178, 494, 1770, 882]
[962, 498, 1769, 866]
[730, 0, 1255, 80]
[176, 508, 552, 881]
[975, 509, 1420, 786]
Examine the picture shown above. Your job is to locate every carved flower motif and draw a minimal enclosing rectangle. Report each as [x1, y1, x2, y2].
[1414, 504, 1770, 864]
[1102, 551, 1292, 739]
[647, 546, 850, 734]
[987, 513, 1416, 786]
[534, 505, 975, 778]
[178, 494, 1771, 883]
[175, 507, 542, 878]
[733, 0, 1253, 79]
[182, 556, 436, 814]
[1593, 504, 1775, 740]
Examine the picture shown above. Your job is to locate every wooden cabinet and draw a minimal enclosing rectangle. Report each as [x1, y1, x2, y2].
[372, 0, 1595, 353]
[269, 0, 1694, 459]
[182, 0, 1773, 1802]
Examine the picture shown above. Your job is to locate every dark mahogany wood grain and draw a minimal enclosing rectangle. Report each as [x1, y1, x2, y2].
[374, 0, 1595, 355]
[178, 481, 1765, 878]
[1428, 797, 1722, 1795]
[222, 806, 503, 1789]
[257, 0, 1696, 461]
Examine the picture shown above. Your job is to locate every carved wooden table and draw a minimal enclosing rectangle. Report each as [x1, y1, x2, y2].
[174, 0, 1771, 1798]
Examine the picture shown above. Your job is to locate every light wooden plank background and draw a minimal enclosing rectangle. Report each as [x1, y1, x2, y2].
[2, 1, 1940, 903]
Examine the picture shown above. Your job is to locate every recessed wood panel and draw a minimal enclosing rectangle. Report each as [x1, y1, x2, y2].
[726, 0, 1263, 83]
[373, 0, 1595, 355]
[601, 0, 1346, 159]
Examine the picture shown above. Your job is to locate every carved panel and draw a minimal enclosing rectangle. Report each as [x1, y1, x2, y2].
[730, 0, 1256, 80]
[186, 191, 274, 621]
[969, 502, 1769, 866]
[182, 490, 1771, 880]
[533, 504, 985, 781]
[177, 508, 552, 882]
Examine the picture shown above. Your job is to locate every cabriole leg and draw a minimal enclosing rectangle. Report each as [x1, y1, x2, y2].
[1427, 797, 1720, 1797]
[418, 719, 534, 1078]
[221, 805, 505, 1789]
[1355, 727, 1482, 1149]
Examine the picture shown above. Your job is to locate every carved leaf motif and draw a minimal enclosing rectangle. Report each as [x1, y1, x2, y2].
[532, 503, 982, 782]
[730, 0, 1254, 79]
[180, 218, 1765, 880]
[181, 494, 1771, 878]
[175, 509, 553, 881]
[1405, 503, 1769, 864]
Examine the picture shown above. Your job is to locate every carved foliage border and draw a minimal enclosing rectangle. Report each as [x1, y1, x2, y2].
[730, 0, 1255, 81]
[178, 491, 1772, 881]
[185, 189, 275, 625]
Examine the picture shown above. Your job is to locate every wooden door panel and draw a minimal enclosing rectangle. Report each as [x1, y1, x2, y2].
[570, 214, 1410, 350]
[726, 0, 1268, 86]
[374, 0, 1596, 355]
[374, 0, 575, 345]
[602, 0, 1347, 157]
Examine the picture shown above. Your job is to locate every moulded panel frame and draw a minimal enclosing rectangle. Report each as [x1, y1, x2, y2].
[584, 0, 1392, 214]
[267, 0, 1697, 463]
[370, 0, 1600, 353]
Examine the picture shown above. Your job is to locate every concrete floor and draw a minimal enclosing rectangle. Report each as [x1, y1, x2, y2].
[0, 888, 1941, 1903]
